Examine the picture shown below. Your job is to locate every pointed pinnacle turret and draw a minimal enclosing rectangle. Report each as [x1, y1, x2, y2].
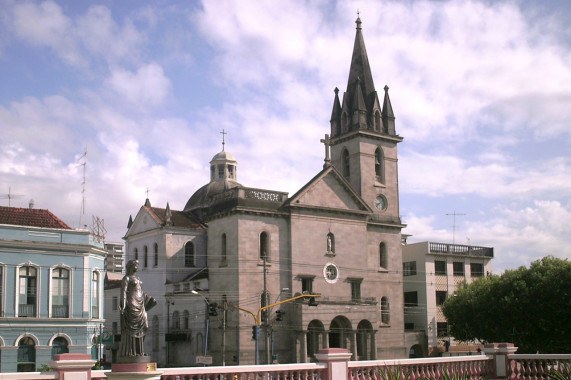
[127, 215, 133, 229]
[382, 85, 395, 134]
[165, 202, 172, 226]
[330, 87, 341, 137]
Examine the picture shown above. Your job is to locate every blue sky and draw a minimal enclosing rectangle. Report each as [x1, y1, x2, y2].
[1, 0, 569, 272]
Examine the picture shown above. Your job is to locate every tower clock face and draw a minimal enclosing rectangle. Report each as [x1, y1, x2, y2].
[323, 263, 339, 284]
[375, 195, 387, 211]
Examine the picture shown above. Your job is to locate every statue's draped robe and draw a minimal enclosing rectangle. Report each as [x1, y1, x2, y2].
[118, 275, 151, 357]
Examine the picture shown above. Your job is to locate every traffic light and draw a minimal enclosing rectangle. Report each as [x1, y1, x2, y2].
[252, 325, 260, 340]
[208, 303, 218, 316]
[306, 294, 318, 307]
[275, 310, 284, 321]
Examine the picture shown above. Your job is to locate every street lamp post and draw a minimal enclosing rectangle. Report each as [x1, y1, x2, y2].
[191, 289, 211, 363]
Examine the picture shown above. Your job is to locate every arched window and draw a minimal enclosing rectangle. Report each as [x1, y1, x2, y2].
[185, 242, 195, 267]
[52, 267, 70, 318]
[51, 336, 69, 359]
[381, 297, 390, 324]
[152, 315, 159, 352]
[259, 232, 269, 260]
[17, 336, 36, 372]
[183, 310, 190, 330]
[379, 242, 388, 269]
[172, 311, 180, 330]
[326, 233, 335, 253]
[375, 111, 382, 132]
[154, 243, 158, 267]
[92, 271, 100, 318]
[144, 245, 148, 268]
[221, 233, 227, 263]
[342, 149, 350, 177]
[134, 248, 138, 261]
[18, 266, 37, 317]
[375, 147, 384, 182]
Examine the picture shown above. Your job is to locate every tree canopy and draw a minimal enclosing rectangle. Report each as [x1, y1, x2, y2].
[442, 256, 571, 353]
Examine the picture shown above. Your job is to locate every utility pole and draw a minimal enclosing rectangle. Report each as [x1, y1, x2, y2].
[262, 257, 269, 364]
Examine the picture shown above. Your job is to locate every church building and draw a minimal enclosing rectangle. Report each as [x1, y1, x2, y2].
[122, 16, 407, 366]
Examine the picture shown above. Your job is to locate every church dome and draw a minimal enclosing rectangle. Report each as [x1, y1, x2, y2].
[183, 147, 241, 212]
[211, 150, 236, 162]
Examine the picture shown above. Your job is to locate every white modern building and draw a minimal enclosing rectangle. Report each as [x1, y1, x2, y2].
[402, 241, 494, 356]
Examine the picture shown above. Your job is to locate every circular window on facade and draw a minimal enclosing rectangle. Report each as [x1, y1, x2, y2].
[323, 262, 340, 284]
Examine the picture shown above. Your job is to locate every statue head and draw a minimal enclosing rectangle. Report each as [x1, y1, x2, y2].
[126, 259, 139, 275]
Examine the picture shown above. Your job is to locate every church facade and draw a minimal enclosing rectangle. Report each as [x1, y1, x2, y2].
[122, 16, 407, 366]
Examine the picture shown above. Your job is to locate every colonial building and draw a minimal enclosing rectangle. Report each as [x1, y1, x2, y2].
[0, 205, 106, 372]
[402, 241, 494, 356]
[124, 16, 407, 366]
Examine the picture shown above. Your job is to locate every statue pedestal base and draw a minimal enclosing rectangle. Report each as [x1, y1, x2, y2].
[107, 358, 162, 380]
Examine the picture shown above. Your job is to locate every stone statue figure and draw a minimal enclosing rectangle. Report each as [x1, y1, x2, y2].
[118, 259, 157, 360]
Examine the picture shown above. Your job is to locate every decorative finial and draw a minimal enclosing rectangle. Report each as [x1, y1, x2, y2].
[384, 85, 389, 92]
[220, 129, 227, 151]
[356, 10, 362, 29]
[146, 187, 150, 198]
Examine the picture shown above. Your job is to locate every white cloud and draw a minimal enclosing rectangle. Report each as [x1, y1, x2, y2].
[8, 1, 144, 68]
[405, 200, 571, 272]
[107, 63, 172, 106]
[400, 152, 571, 199]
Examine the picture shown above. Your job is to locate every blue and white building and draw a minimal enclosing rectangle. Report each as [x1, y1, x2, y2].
[0, 205, 106, 372]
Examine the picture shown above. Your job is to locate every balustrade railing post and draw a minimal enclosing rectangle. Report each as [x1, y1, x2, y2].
[482, 343, 518, 379]
[49, 353, 97, 380]
[315, 348, 352, 380]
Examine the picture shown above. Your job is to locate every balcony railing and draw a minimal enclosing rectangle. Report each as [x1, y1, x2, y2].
[429, 242, 494, 258]
[52, 305, 69, 318]
[18, 303, 36, 317]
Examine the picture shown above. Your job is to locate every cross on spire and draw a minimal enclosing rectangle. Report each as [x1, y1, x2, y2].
[220, 129, 227, 151]
[320, 134, 332, 168]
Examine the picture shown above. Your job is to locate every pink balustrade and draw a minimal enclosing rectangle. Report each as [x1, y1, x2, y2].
[4, 347, 571, 380]
[507, 355, 571, 380]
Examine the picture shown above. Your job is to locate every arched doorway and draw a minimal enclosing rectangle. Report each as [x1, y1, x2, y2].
[328, 316, 352, 349]
[17, 336, 36, 372]
[357, 320, 374, 360]
[307, 320, 325, 360]
[409, 344, 424, 358]
[51, 336, 69, 358]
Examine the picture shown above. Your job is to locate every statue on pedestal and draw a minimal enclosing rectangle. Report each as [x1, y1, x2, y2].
[118, 259, 157, 362]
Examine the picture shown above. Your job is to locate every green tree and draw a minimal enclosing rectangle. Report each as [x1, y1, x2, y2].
[442, 256, 571, 353]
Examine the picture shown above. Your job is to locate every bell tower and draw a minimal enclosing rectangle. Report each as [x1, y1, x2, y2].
[329, 16, 403, 224]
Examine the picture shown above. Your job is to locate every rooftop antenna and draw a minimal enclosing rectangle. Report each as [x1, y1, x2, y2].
[446, 211, 466, 245]
[78, 146, 87, 228]
[0, 186, 23, 207]
[220, 129, 227, 151]
[91, 215, 106, 243]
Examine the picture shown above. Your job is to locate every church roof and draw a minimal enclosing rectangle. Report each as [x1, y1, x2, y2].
[144, 205, 206, 229]
[0, 206, 71, 229]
